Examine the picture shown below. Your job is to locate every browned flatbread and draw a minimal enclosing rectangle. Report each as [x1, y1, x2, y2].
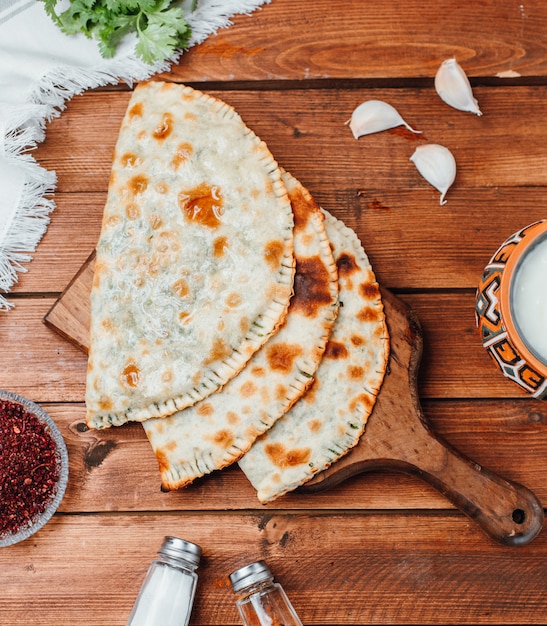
[143, 171, 339, 489]
[239, 209, 389, 503]
[85, 82, 295, 429]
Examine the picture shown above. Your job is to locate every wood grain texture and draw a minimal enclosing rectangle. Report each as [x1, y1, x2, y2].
[44, 267, 544, 543]
[1, 513, 547, 625]
[31, 86, 547, 295]
[5, 0, 547, 623]
[165, 0, 547, 82]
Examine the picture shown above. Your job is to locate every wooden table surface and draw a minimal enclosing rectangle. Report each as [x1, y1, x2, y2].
[3, 0, 547, 623]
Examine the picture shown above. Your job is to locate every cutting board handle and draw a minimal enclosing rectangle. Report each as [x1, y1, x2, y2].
[303, 290, 544, 546]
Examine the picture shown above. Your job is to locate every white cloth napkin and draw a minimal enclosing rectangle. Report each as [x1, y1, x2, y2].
[0, 0, 269, 310]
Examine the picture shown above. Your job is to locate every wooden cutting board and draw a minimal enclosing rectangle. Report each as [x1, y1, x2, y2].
[44, 254, 544, 546]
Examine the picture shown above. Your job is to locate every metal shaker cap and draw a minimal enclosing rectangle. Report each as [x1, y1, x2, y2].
[159, 536, 202, 567]
[229, 560, 273, 593]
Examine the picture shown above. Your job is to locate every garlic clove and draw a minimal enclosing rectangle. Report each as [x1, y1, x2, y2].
[410, 144, 456, 205]
[435, 58, 482, 116]
[347, 100, 422, 138]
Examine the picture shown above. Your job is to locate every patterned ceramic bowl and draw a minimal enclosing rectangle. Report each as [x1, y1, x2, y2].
[0, 391, 69, 547]
[475, 220, 547, 399]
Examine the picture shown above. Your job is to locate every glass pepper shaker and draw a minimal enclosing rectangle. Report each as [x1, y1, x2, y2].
[229, 560, 303, 626]
[126, 536, 202, 626]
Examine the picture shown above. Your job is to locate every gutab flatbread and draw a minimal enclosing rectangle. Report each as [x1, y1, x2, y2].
[238, 210, 389, 503]
[143, 171, 339, 490]
[86, 81, 295, 429]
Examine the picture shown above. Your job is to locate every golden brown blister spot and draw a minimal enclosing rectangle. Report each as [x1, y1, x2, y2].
[129, 102, 143, 119]
[291, 256, 334, 318]
[302, 377, 320, 403]
[120, 152, 141, 168]
[307, 419, 322, 433]
[251, 365, 266, 377]
[121, 362, 140, 388]
[286, 185, 315, 231]
[324, 341, 349, 360]
[101, 318, 114, 332]
[246, 425, 262, 441]
[98, 397, 113, 411]
[266, 342, 303, 374]
[360, 281, 380, 300]
[263, 240, 285, 269]
[208, 429, 234, 449]
[357, 305, 382, 324]
[156, 450, 170, 473]
[275, 383, 288, 402]
[227, 411, 240, 426]
[179, 183, 223, 228]
[213, 236, 228, 258]
[125, 203, 141, 220]
[240, 381, 257, 398]
[153, 112, 174, 140]
[265, 442, 311, 469]
[197, 403, 214, 417]
[337, 252, 359, 277]
[239, 316, 250, 335]
[179, 311, 191, 324]
[127, 174, 149, 196]
[148, 214, 163, 230]
[156, 182, 169, 194]
[225, 292, 242, 308]
[350, 334, 365, 347]
[105, 215, 121, 230]
[171, 142, 193, 169]
[165, 440, 177, 452]
[350, 393, 374, 413]
[205, 338, 232, 364]
[172, 278, 189, 298]
[162, 370, 173, 383]
[348, 365, 365, 380]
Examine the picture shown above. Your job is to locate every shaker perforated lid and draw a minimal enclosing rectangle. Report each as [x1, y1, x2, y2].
[159, 536, 202, 566]
[229, 560, 273, 592]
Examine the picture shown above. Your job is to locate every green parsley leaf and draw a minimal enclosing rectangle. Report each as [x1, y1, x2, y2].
[39, 0, 193, 64]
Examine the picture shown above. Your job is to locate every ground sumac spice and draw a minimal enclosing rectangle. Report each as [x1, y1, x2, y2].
[0, 399, 60, 538]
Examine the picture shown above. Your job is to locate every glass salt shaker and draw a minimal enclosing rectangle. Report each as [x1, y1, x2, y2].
[126, 536, 202, 626]
[229, 560, 303, 626]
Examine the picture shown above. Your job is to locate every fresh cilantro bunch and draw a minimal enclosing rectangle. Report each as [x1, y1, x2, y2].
[40, 0, 196, 64]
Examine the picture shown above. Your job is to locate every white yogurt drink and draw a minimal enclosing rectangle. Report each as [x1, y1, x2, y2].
[511, 234, 547, 364]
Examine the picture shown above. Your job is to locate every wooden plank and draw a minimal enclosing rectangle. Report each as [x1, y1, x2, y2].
[42, 398, 547, 514]
[35, 87, 547, 193]
[43, 271, 543, 542]
[1, 512, 546, 625]
[44, 252, 95, 353]
[13, 187, 547, 294]
[0, 292, 527, 401]
[166, 0, 547, 81]
[0, 299, 87, 403]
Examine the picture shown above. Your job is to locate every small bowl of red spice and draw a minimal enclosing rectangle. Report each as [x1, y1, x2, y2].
[0, 390, 68, 547]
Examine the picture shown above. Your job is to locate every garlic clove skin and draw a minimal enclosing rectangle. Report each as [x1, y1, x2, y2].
[410, 144, 456, 205]
[347, 100, 422, 138]
[435, 58, 482, 116]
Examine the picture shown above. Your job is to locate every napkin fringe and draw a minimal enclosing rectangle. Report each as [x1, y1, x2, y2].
[0, 160, 56, 311]
[0, 0, 270, 309]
